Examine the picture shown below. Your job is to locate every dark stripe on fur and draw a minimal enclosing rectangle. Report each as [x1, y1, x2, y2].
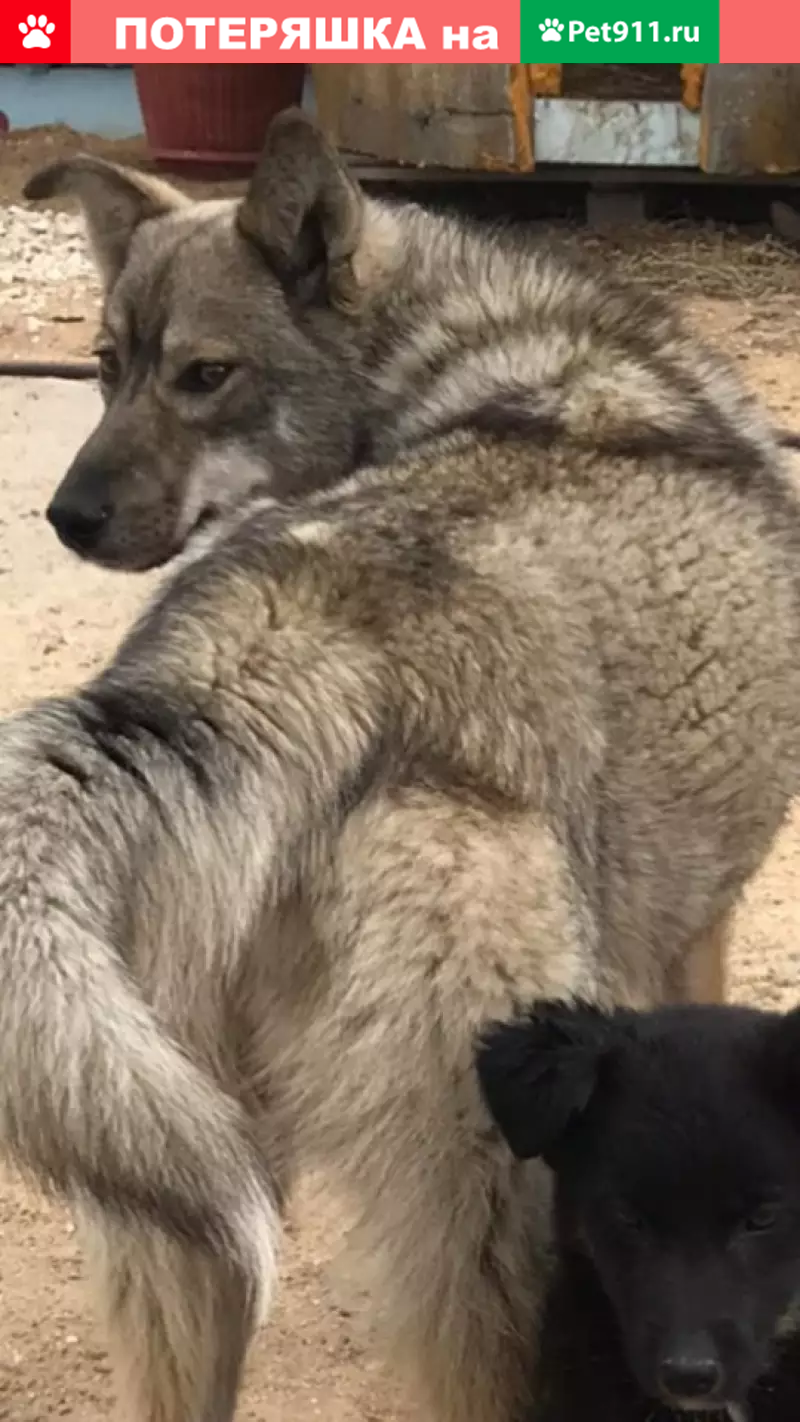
[444, 392, 765, 472]
[43, 750, 91, 789]
[75, 686, 216, 798]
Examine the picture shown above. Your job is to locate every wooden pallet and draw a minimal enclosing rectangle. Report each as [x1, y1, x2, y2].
[313, 64, 800, 178]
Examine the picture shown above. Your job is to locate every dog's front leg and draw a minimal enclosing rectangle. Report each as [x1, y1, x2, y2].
[664, 906, 735, 1005]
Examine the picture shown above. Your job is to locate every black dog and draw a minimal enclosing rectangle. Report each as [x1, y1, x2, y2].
[476, 1001, 800, 1420]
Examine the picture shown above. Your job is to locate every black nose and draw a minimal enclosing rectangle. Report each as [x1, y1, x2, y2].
[658, 1353, 723, 1403]
[46, 500, 111, 553]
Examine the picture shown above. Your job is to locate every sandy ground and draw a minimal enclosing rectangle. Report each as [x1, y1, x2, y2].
[2, 126, 800, 1422]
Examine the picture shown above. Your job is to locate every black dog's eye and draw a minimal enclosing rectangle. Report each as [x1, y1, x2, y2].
[95, 350, 120, 386]
[175, 361, 234, 395]
[741, 1202, 782, 1235]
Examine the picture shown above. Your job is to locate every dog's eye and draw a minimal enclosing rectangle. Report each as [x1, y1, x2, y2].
[741, 1202, 781, 1235]
[175, 361, 234, 395]
[95, 350, 120, 386]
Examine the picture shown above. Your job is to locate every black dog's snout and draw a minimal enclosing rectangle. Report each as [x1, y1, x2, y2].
[47, 498, 112, 553]
[657, 1349, 723, 1404]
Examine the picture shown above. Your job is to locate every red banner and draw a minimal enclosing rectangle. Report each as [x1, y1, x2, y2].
[2, 0, 519, 62]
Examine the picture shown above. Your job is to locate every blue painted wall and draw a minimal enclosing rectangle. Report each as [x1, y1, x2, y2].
[0, 64, 143, 136]
[0, 64, 315, 139]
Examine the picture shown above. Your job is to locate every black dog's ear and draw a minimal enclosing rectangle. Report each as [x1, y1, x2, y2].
[761, 1005, 800, 1114]
[237, 109, 364, 311]
[476, 1001, 616, 1163]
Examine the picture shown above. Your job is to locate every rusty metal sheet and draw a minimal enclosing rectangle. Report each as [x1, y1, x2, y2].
[680, 64, 705, 113]
[700, 64, 800, 175]
[530, 64, 563, 98]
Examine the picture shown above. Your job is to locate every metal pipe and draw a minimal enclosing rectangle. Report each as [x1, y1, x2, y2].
[0, 360, 98, 381]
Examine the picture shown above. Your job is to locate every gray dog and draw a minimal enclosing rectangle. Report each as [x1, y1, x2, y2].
[2, 110, 799, 1422]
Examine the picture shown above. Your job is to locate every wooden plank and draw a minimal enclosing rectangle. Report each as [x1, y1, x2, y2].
[508, 63, 534, 171]
[342, 158, 800, 188]
[313, 63, 514, 120]
[311, 63, 537, 172]
[680, 64, 705, 113]
[700, 64, 800, 174]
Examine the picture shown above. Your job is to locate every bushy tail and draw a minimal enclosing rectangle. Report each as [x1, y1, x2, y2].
[0, 709, 280, 1309]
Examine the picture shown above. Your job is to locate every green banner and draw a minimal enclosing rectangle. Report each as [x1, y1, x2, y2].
[521, 2, 720, 62]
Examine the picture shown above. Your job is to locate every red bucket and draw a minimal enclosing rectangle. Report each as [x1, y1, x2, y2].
[134, 63, 305, 178]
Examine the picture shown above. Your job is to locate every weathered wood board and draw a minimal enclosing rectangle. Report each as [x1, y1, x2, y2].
[700, 65, 800, 174]
[312, 63, 532, 171]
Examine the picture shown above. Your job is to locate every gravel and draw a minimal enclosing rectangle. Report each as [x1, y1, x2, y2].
[0, 205, 96, 314]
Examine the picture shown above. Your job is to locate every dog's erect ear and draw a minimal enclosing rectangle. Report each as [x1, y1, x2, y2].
[761, 1006, 800, 1116]
[236, 109, 364, 311]
[476, 1001, 616, 1163]
[24, 156, 187, 287]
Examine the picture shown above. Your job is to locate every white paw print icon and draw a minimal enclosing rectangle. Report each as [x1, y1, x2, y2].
[19, 13, 56, 47]
[539, 17, 565, 39]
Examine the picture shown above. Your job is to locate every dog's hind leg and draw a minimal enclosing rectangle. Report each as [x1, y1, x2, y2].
[665, 906, 735, 1005]
[80, 1213, 260, 1422]
[304, 791, 594, 1422]
[356, 1147, 554, 1422]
